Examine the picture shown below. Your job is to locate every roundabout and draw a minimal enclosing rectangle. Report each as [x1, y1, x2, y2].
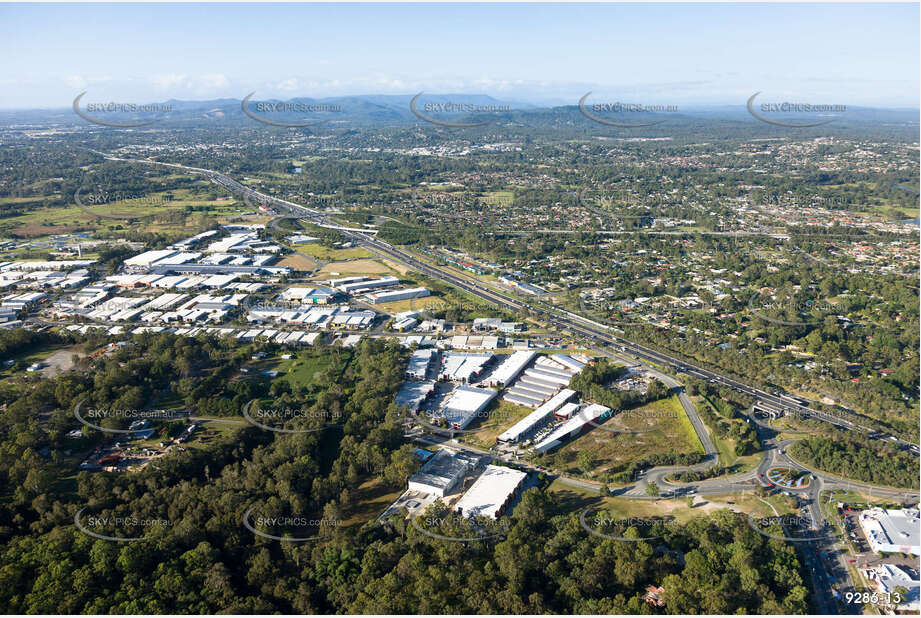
[766, 466, 811, 489]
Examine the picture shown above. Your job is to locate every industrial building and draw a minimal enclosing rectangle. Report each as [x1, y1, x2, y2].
[394, 381, 436, 412]
[497, 388, 575, 443]
[482, 351, 536, 387]
[532, 403, 612, 453]
[406, 348, 436, 380]
[860, 564, 920, 613]
[332, 276, 399, 294]
[435, 385, 498, 430]
[449, 335, 501, 350]
[859, 507, 921, 556]
[280, 286, 339, 304]
[1, 291, 47, 310]
[502, 354, 583, 409]
[367, 287, 430, 304]
[455, 465, 528, 519]
[439, 352, 494, 382]
[407, 448, 477, 498]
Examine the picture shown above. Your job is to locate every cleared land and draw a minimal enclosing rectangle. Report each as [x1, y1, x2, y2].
[315, 258, 400, 277]
[458, 400, 534, 449]
[548, 396, 704, 479]
[548, 480, 795, 521]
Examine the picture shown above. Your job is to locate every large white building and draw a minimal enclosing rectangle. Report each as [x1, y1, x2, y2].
[368, 287, 430, 304]
[532, 403, 612, 453]
[497, 388, 575, 444]
[482, 351, 536, 387]
[455, 465, 528, 519]
[436, 385, 498, 430]
[439, 352, 494, 383]
[861, 563, 920, 613]
[407, 448, 477, 497]
[859, 507, 921, 556]
[406, 348, 436, 380]
[333, 276, 399, 294]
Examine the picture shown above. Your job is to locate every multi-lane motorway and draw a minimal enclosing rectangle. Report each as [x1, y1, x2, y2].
[96, 150, 916, 450]
[97, 152, 918, 614]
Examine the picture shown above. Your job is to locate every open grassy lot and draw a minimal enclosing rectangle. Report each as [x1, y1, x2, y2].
[458, 400, 534, 449]
[483, 190, 515, 206]
[547, 480, 794, 521]
[544, 396, 704, 479]
[1, 184, 254, 233]
[294, 244, 374, 261]
[314, 258, 401, 278]
[280, 347, 351, 391]
[375, 295, 448, 315]
[694, 396, 762, 472]
[339, 477, 405, 530]
[277, 253, 318, 271]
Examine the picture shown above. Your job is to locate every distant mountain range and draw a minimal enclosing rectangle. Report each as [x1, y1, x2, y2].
[0, 93, 917, 130]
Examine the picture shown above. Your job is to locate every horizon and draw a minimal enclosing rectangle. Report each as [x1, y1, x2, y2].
[1, 3, 919, 109]
[3, 92, 921, 113]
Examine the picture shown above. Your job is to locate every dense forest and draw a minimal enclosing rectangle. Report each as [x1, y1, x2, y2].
[789, 437, 919, 490]
[0, 331, 816, 614]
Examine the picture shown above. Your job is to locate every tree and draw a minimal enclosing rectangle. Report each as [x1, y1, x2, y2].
[645, 482, 660, 497]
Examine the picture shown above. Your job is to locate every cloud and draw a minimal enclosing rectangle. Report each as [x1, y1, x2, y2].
[199, 74, 230, 91]
[64, 75, 88, 89]
[150, 73, 189, 90]
[276, 78, 299, 91]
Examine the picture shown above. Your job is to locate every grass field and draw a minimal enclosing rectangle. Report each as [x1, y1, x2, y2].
[547, 480, 793, 521]
[694, 396, 762, 472]
[294, 244, 374, 261]
[314, 258, 402, 278]
[375, 295, 448, 314]
[340, 477, 404, 530]
[547, 396, 704, 479]
[0, 184, 266, 238]
[458, 400, 534, 449]
[282, 347, 350, 390]
[483, 191, 515, 206]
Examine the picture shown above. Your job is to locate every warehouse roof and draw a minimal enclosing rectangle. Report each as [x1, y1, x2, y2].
[498, 388, 575, 442]
[455, 465, 527, 519]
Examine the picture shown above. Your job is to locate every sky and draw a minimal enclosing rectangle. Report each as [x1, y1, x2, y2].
[0, 2, 918, 109]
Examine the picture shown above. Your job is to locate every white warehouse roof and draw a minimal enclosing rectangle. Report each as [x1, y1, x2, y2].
[455, 465, 527, 519]
[438, 385, 498, 430]
[498, 388, 575, 443]
[486, 351, 536, 386]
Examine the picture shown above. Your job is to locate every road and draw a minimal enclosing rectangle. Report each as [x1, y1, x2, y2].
[95, 151, 916, 449]
[97, 152, 920, 612]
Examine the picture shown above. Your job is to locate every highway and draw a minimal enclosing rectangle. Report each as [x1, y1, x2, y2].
[96, 151, 916, 450]
[96, 152, 919, 614]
